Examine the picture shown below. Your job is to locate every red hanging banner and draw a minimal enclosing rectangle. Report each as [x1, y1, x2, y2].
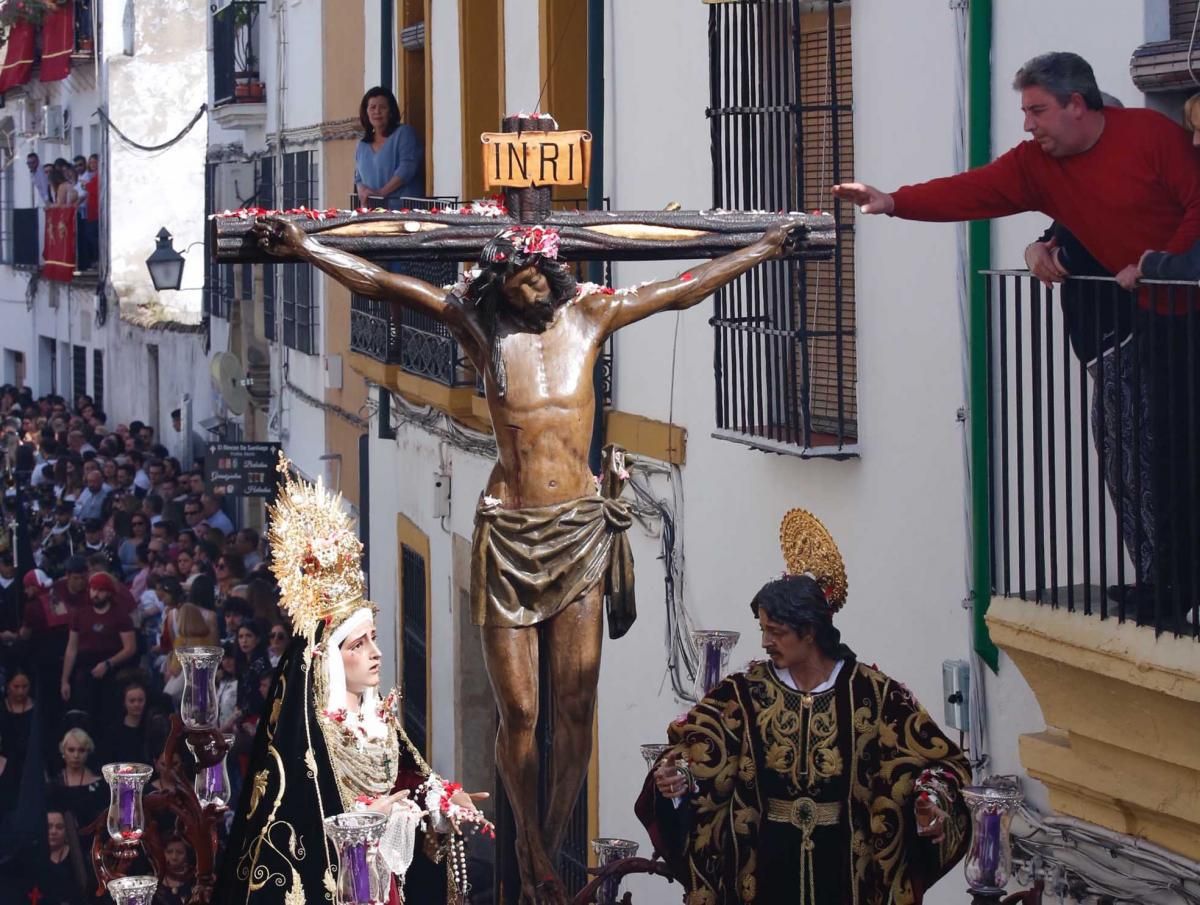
[40, 3, 76, 83]
[0, 21, 36, 94]
[44, 207, 76, 282]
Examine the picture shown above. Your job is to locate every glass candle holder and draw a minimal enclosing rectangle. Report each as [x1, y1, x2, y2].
[102, 763, 153, 844]
[106, 876, 158, 905]
[591, 838, 639, 905]
[323, 812, 387, 905]
[639, 743, 672, 772]
[177, 645, 223, 729]
[962, 784, 1023, 894]
[692, 630, 740, 698]
[187, 732, 234, 808]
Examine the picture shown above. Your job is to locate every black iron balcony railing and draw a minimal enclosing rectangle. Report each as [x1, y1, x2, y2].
[13, 208, 39, 270]
[213, 1, 264, 107]
[349, 196, 477, 386]
[985, 270, 1199, 638]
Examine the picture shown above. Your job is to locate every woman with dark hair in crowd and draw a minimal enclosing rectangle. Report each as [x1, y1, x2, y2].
[41, 808, 90, 905]
[0, 665, 34, 778]
[215, 551, 246, 605]
[118, 510, 149, 580]
[156, 836, 196, 905]
[232, 620, 270, 712]
[354, 86, 423, 211]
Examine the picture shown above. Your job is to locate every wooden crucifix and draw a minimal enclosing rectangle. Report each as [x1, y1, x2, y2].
[211, 114, 833, 905]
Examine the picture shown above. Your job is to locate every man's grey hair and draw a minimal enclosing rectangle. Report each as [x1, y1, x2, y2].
[1013, 52, 1103, 110]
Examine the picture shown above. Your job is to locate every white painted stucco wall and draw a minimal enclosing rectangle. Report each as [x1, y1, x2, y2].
[102, 0, 209, 317]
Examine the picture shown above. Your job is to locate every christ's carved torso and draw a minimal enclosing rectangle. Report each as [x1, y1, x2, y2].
[469, 298, 603, 509]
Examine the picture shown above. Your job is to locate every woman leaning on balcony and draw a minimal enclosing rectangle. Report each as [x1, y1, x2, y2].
[354, 86, 423, 211]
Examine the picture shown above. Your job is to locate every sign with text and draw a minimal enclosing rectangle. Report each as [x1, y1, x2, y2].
[480, 129, 592, 191]
[205, 442, 281, 498]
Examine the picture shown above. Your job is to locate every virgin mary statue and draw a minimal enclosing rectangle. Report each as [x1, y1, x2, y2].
[215, 458, 489, 905]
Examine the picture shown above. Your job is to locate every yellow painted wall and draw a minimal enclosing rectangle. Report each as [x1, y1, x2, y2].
[321, 1, 367, 507]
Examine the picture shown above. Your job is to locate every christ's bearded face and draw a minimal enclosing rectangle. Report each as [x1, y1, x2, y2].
[501, 266, 557, 326]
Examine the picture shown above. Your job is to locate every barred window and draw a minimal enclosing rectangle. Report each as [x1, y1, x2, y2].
[281, 150, 318, 354]
[708, 0, 856, 455]
[72, 344, 86, 405]
[93, 349, 104, 411]
[400, 544, 428, 759]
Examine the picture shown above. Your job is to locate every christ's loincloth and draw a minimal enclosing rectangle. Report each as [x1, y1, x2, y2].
[470, 494, 636, 636]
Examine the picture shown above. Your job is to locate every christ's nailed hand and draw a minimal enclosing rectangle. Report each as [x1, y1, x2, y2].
[763, 219, 807, 258]
[832, 182, 895, 215]
[251, 216, 306, 256]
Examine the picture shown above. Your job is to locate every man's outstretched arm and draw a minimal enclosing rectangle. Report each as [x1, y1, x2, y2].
[587, 221, 797, 335]
[252, 216, 450, 322]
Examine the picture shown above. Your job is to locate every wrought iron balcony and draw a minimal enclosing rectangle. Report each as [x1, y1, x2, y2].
[212, 1, 264, 108]
[985, 270, 1200, 638]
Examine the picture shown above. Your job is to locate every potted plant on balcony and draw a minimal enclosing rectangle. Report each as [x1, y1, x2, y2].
[0, 0, 57, 28]
[231, 2, 264, 104]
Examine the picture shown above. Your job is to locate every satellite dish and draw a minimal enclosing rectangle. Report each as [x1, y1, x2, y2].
[210, 352, 250, 416]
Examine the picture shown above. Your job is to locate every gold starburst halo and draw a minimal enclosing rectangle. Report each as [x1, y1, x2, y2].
[267, 453, 367, 641]
[779, 508, 848, 612]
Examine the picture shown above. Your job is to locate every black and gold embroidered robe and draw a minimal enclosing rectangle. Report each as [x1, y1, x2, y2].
[635, 658, 971, 905]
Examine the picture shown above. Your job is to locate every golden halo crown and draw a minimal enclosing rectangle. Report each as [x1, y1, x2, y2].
[267, 454, 366, 640]
[779, 508, 848, 612]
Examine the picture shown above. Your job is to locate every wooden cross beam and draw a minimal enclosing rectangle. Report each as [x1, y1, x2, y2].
[211, 206, 836, 265]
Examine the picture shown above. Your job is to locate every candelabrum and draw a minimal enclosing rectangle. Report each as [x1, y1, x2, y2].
[106, 876, 159, 905]
[323, 812, 388, 905]
[691, 630, 740, 699]
[87, 716, 232, 903]
[962, 783, 1025, 903]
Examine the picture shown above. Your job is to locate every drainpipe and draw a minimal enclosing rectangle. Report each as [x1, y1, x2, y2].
[968, 0, 999, 670]
[586, 0, 605, 474]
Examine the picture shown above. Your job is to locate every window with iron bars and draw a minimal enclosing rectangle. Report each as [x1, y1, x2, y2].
[281, 150, 318, 354]
[708, 0, 856, 455]
[93, 348, 104, 411]
[400, 544, 428, 759]
[72, 344, 86, 405]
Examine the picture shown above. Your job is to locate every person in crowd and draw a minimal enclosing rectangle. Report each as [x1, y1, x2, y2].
[73, 469, 110, 523]
[216, 644, 239, 732]
[214, 552, 246, 604]
[156, 836, 195, 905]
[119, 512, 150, 580]
[48, 167, 76, 209]
[81, 518, 120, 575]
[0, 553, 22, 649]
[27, 152, 50, 205]
[354, 86, 423, 210]
[232, 620, 270, 713]
[199, 492, 234, 537]
[0, 666, 34, 780]
[220, 595, 251, 645]
[161, 587, 219, 701]
[266, 622, 288, 669]
[43, 502, 83, 566]
[51, 728, 106, 841]
[40, 809, 89, 905]
[233, 527, 262, 572]
[60, 572, 136, 718]
[99, 677, 152, 765]
[136, 570, 165, 656]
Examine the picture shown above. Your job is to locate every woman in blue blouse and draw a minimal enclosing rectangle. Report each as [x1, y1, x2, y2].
[354, 86, 423, 210]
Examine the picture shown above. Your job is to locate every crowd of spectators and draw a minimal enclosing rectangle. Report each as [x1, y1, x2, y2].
[0, 386, 287, 905]
[25, 152, 101, 271]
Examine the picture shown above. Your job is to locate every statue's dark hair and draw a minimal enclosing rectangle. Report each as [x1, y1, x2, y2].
[464, 235, 579, 396]
[750, 574, 854, 661]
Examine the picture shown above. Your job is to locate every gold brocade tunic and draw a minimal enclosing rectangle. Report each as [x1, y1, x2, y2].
[635, 658, 972, 905]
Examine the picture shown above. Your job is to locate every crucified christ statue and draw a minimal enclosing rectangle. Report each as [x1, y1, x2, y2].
[252, 214, 803, 904]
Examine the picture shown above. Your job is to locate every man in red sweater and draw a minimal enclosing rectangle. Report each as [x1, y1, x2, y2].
[835, 52, 1200, 624]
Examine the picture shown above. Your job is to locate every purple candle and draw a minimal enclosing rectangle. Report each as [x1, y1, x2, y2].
[702, 643, 722, 694]
[978, 811, 1001, 883]
[346, 842, 371, 903]
[119, 785, 135, 829]
[194, 665, 211, 716]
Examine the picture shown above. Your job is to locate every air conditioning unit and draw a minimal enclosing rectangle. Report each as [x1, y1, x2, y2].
[15, 98, 37, 137]
[41, 105, 65, 142]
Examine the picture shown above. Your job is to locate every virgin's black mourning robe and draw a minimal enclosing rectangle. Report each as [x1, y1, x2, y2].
[636, 659, 971, 905]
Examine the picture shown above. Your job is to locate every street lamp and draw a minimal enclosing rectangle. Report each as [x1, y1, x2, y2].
[145, 227, 185, 291]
